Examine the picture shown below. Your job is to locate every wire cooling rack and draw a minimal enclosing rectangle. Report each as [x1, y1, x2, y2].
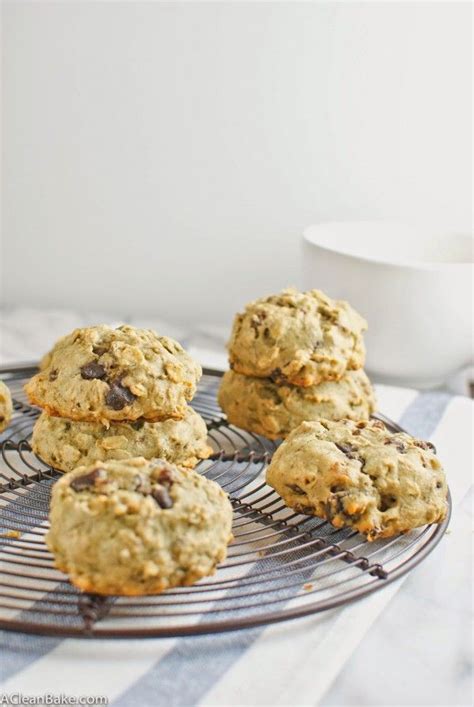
[0, 365, 450, 638]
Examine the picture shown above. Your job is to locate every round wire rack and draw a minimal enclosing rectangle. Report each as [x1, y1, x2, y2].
[0, 365, 450, 638]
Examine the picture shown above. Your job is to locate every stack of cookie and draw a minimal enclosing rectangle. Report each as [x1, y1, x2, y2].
[27, 325, 212, 472]
[218, 288, 376, 439]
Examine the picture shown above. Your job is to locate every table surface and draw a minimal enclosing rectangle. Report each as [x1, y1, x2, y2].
[0, 308, 472, 707]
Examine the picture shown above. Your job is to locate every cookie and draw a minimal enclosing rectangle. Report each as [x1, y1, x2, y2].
[25, 325, 202, 423]
[266, 419, 447, 540]
[46, 457, 233, 595]
[227, 288, 367, 387]
[218, 369, 375, 440]
[32, 406, 212, 472]
[0, 381, 13, 433]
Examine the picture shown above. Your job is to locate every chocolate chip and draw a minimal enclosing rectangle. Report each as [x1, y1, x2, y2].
[335, 442, 359, 459]
[324, 496, 344, 520]
[92, 345, 108, 356]
[64, 421, 71, 431]
[286, 483, 306, 496]
[105, 378, 136, 410]
[131, 419, 145, 431]
[326, 495, 362, 521]
[70, 468, 107, 491]
[415, 439, 437, 454]
[80, 362, 106, 380]
[383, 438, 406, 453]
[393, 441, 406, 453]
[263, 327, 272, 341]
[436, 481, 443, 489]
[151, 486, 173, 509]
[49, 369, 59, 382]
[379, 494, 397, 512]
[270, 368, 288, 384]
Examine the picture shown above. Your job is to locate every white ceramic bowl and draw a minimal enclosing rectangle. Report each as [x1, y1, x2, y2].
[302, 222, 473, 388]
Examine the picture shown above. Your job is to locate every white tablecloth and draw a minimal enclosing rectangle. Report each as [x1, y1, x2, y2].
[0, 309, 472, 706]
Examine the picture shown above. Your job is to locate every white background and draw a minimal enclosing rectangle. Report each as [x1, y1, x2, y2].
[1, 1, 472, 327]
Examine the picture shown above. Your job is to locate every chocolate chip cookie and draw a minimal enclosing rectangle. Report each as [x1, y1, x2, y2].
[266, 419, 447, 540]
[25, 325, 202, 423]
[46, 457, 233, 595]
[227, 288, 367, 387]
[218, 369, 375, 440]
[32, 406, 212, 472]
[0, 381, 12, 433]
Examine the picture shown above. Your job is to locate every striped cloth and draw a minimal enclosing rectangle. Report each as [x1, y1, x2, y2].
[1, 383, 471, 706]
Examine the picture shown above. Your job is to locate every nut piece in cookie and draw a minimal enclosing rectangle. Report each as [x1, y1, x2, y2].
[25, 325, 202, 423]
[46, 457, 233, 595]
[0, 381, 13, 433]
[266, 419, 448, 540]
[227, 288, 367, 386]
[218, 369, 375, 439]
[32, 407, 212, 472]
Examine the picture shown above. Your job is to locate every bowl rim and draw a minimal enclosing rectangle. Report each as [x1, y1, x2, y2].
[303, 221, 474, 272]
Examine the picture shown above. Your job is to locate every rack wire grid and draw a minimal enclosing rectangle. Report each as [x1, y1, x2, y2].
[0, 365, 450, 638]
